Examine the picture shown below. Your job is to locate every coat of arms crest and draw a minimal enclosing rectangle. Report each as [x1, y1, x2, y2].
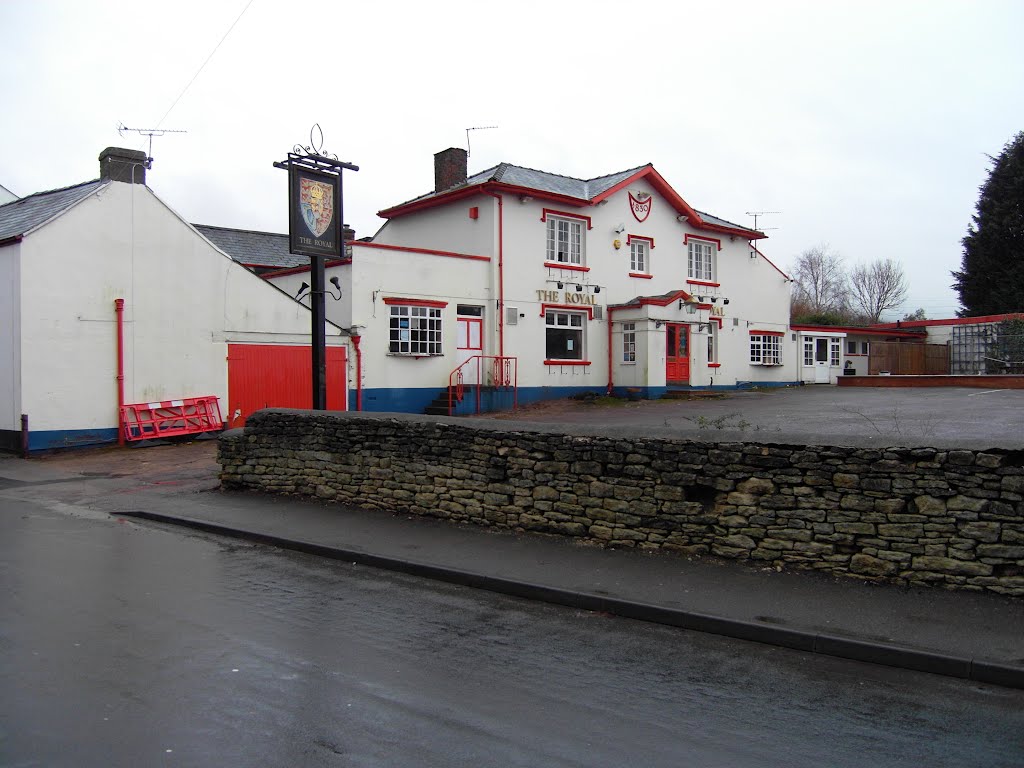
[629, 192, 652, 223]
[300, 177, 334, 237]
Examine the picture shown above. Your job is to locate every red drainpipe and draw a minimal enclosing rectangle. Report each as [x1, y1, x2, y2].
[351, 334, 363, 411]
[481, 190, 505, 358]
[114, 298, 125, 446]
[606, 306, 616, 395]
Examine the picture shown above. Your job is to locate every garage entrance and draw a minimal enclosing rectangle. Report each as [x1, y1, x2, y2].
[227, 344, 347, 427]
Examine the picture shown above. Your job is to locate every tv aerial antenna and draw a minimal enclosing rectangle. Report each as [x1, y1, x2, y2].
[117, 122, 188, 164]
[745, 210, 781, 233]
[466, 125, 498, 157]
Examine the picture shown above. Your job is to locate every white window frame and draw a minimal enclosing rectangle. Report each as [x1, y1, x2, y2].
[830, 339, 841, 367]
[630, 240, 648, 273]
[389, 304, 443, 356]
[750, 334, 782, 365]
[687, 240, 715, 281]
[546, 217, 585, 265]
[804, 338, 815, 366]
[707, 322, 718, 365]
[622, 322, 636, 363]
[545, 309, 586, 361]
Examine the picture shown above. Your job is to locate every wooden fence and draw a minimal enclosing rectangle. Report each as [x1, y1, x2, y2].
[869, 342, 949, 375]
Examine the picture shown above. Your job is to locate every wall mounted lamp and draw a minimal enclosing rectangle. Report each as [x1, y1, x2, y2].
[576, 284, 583, 292]
[557, 281, 564, 289]
[296, 276, 343, 301]
[710, 297, 717, 303]
[723, 298, 730, 305]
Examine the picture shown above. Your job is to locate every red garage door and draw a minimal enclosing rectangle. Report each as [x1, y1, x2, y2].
[227, 344, 347, 427]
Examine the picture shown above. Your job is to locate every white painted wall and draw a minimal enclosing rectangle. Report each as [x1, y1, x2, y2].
[374, 177, 795, 392]
[18, 181, 346, 434]
[0, 242, 20, 430]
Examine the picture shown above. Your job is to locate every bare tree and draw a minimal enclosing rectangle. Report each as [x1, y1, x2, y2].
[791, 244, 848, 316]
[849, 258, 909, 323]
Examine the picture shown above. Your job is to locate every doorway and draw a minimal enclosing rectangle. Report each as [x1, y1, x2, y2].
[666, 323, 690, 384]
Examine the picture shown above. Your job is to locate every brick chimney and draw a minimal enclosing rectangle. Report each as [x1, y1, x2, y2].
[434, 147, 467, 193]
[99, 147, 149, 184]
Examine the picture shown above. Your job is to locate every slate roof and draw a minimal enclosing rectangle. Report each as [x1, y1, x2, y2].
[193, 224, 305, 270]
[0, 180, 105, 242]
[381, 161, 762, 238]
[388, 163, 650, 212]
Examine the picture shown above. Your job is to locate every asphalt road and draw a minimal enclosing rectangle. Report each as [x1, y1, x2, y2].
[2, 500, 1022, 768]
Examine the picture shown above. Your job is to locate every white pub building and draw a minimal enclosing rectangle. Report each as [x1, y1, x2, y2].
[267, 149, 798, 414]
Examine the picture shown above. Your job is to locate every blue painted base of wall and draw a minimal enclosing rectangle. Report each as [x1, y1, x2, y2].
[24, 427, 120, 452]
[357, 381, 802, 416]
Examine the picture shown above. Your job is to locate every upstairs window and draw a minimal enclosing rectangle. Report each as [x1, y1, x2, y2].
[546, 217, 584, 265]
[630, 240, 649, 273]
[688, 240, 715, 281]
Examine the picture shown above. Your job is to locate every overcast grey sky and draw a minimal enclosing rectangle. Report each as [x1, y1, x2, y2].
[2, 0, 1022, 319]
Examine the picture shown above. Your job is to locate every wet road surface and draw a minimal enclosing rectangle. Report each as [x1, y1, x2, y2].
[2, 500, 1022, 767]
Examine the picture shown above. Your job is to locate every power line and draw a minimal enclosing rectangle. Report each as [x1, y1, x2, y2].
[154, 0, 255, 129]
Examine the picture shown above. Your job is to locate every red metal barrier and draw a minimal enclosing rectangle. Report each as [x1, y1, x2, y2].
[120, 396, 223, 442]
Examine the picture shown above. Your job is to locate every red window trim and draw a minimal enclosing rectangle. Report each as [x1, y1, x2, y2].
[749, 329, 785, 337]
[540, 303, 595, 320]
[628, 272, 653, 279]
[544, 261, 590, 272]
[544, 360, 592, 366]
[684, 233, 723, 251]
[383, 297, 449, 308]
[686, 279, 721, 288]
[626, 234, 655, 248]
[541, 208, 593, 229]
[707, 362, 722, 368]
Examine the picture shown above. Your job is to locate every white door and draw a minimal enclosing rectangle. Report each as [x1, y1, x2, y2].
[814, 338, 831, 383]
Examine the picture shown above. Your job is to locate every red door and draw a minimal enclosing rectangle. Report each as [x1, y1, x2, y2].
[666, 323, 690, 384]
[227, 344, 347, 427]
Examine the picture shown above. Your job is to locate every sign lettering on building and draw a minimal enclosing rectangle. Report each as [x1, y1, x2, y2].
[536, 289, 597, 306]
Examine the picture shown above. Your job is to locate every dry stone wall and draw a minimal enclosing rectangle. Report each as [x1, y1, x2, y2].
[219, 410, 1024, 596]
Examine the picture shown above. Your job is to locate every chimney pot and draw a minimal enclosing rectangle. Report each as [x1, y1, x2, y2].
[99, 147, 149, 184]
[434, 147, 467, 193]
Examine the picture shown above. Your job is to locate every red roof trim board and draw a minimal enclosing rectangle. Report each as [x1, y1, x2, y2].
[383, 297, 449, 308]
[870, 312, 1024, 329]
[539, 303, 595, 320]
[684, 233, 723, 251]
[540, 208, 593, 229]
[749, 329, 786, 337]
[261, 258, 350, 279]
[354, 241, 490, 262]
[792, 324, 924, 339]
[544, 261, 590, 272]
[609, 289, 695, 310]
[626, 234, 655, 248]
[753, 246, 791, 280]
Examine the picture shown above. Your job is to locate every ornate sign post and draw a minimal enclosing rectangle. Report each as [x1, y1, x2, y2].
[274, 125, 358, 410]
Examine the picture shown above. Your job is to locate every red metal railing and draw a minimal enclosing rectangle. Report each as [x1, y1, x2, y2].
[120, 396, 223, 442]
[447, 356, 518, 415]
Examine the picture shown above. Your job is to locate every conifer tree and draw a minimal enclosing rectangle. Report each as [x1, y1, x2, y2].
[953, 132, 1024, 315]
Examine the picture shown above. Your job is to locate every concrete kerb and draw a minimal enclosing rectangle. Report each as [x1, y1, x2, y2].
[118, 509, 1024, 691]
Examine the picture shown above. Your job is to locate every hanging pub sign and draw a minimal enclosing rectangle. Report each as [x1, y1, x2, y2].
[288, 166, 342, 258]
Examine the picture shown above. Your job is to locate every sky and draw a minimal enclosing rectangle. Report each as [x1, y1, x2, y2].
[2, 0, 1022, 320]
